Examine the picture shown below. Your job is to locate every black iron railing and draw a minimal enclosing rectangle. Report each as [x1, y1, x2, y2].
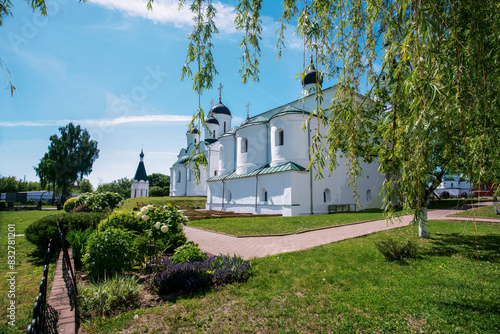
[26, 239, 51, 334]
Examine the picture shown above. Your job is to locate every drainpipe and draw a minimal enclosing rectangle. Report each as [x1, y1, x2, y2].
[221, 180, 225, 211]
[255, 176, 259, 212]
[308, 121, 314, 215]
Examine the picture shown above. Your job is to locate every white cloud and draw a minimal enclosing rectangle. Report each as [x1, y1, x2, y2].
[88, 0, 237, 33]
[0, 114, 192, 127]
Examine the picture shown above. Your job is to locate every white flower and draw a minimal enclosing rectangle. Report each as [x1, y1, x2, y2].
[134, 315, 139, 320]
[136, 212, 142, 218]
[154, 222, 161, 229]
[161, 225, 169, 233]
[141, 215, 150, 221]
[178, 223, 184, 229]
[147, 204, 153, 209]
[141, 207, 149, 214]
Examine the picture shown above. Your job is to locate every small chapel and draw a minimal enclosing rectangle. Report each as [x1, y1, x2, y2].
[170, 58, 384, 216]
[131, 149, 149, 198]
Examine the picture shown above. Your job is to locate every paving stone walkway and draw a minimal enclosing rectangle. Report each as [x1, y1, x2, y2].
[185, 202, 499, 260]
[47, 248, 77, 333]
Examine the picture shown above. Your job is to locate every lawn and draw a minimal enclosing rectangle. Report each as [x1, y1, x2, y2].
[451, 205, 500, 219]
[0, 210, 60, 333]
[189, 210, 391, 236]
[120, 197, 206, 211]
[80, 220, 500, 333]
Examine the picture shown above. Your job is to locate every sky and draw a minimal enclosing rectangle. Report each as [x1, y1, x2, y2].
[0, 0, 326, 188]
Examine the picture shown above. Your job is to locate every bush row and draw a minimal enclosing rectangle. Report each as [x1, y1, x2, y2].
[25, 212, 107, 256]
[152, 255, 252, 295]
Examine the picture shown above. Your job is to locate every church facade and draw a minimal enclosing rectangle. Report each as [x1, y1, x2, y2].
[170, 60, 384, 216]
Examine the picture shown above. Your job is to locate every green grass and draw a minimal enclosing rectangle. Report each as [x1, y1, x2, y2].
[0, 210, 59, 333]
[427, 198, 489, 210]
[451, 205, 500, 219]
[80, 220, 500, 333]
[189, 210, 391, 236]
[120, 197, 206, 211]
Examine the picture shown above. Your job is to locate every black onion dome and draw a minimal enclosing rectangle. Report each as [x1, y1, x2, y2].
[302, 57, 323, 87]
[206, 114, 219, 125]
[186, 127, 200, 135]
[210, 101, 231, 116]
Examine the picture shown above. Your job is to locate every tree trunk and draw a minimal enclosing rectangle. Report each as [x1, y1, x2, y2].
[493, 197, 500, 215]
[418, 206, 430, 238]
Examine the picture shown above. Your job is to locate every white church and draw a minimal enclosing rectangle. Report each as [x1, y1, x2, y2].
[170, 58, 384, 216]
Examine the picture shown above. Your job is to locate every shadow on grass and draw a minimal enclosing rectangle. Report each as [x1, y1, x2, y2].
[422, 233, 500, 262]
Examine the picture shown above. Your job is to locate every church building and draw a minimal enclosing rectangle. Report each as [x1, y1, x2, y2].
[131, 149, 149, 198]
[170, 58, 384, 216]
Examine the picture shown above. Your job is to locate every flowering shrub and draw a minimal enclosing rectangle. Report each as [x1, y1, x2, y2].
[152, 255, 252, 295]
[135, 203, 188, 253]
[83, 228, 136, 279]
[98, 210, 146, 234]
[75, 192, 124, 212]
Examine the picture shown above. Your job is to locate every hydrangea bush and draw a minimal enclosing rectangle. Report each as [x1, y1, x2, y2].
[135, 203, 188, 254]
[75, 192, 124, 212]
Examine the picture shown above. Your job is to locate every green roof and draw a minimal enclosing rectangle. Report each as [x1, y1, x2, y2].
[208, 162, 306, 182]
[173, 152, 207, 166]
[133, 161, 148, 181]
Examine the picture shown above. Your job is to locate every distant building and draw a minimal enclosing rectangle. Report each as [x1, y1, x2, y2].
[169, 57, 385, 216]
[131, 150, 149, 198]
[434, 174, 473, 198]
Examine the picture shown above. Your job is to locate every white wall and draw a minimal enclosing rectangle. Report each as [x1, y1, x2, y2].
[236, 123, 269, 174]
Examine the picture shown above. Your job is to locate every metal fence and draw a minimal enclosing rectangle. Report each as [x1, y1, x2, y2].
[26, 219, 78, 334]
[26, 240, 51, 334]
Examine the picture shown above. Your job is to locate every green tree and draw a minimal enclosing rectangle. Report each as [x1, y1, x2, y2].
[148, 0, 498, 238]
[0, 176, 18, 193]
[78, 179, 93, 193]
[148, 173, 170, 196]
[96, 177, 132, 199]
[35, 123, 99, 200]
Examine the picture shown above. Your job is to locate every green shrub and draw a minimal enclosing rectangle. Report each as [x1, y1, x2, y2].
[135, 203, 188, 254]
[7, 202, 14, 208]
[75, 192, 124, 212]
[0, 200, 6, 209]
[171, 241, 207, 264]
[83, 228, 136, 279]
[63, 197, 79, 212]
[375, 238, 418, 262]
[98, 210, 146, 234]
[78, 274, 141, 319]
[66, 229, 94, 269]
[25, 212, 106, 257]
[27, 199, 37, 205]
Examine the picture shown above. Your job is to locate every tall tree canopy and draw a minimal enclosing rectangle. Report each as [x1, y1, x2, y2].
[147, 0, 499, 237]
[35, 123, 99, 199]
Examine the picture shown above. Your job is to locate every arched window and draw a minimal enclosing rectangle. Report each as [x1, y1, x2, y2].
[366, 189, 373, 202]
[323, 188, 331, 203]
[187, 169, 191, 181]
[275, 129, 284, 146]
[214, 170, 218, 176]
[224, 122, 227, 133]
[177, 171, 181, 183]
[241, 138, 248, 153]
[225, 190, 232, 203]
[194, 139, 197, 144]
[213, 131, 216, 139]
[261, 188, 268, 203]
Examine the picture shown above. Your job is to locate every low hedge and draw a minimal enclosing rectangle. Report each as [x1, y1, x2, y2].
[25, 212, 107, 257]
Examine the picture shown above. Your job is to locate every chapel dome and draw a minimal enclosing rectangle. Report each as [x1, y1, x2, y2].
[206, 114, 219, 125]
[210, 101, 231, 116]
[186, 127, 200, 135]
[302, 56, 323, 87]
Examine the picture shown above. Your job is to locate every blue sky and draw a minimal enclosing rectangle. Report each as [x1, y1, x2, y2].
[0, 0, 325, 187]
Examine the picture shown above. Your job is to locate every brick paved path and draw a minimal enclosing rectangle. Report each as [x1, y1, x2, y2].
[185, 202, 499, 260]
